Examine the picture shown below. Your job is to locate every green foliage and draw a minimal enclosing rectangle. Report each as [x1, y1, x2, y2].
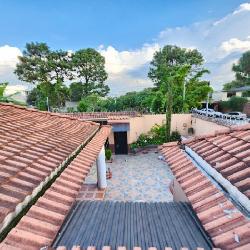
[105, 148, 112, 160]
[77, 99, 88, 112]
[148, 45, 204, 87]
[242, 91, 250, 97]
[77, 94, 104, 112]
[27, 81, 69, 110]
[132, 123, 181, 149]
[69, 82, 83, 101]
[15, 42, 109, 109]
[0, 82, 8, 98]
[72, 48, 109, 97]
[99, 88, 156, 112]
[223, 51, 250, 90]
[66, 107, 75, 113]
[15, 42, 71, 84]
[151, 91, 165, 113]
[220, 96, 248, 112]
[148, 45, 211, 141]
[169, 131, 181, 141]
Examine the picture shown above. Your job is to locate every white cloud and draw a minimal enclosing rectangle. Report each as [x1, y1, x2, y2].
[0, 45, 23, 86]
[233, 3, 250, 14]
[99, 44, 160, 75]
[0, 45, 22, 75]
[220, 37, 250, 53]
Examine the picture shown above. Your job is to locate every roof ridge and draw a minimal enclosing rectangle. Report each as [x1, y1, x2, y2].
[0, 102, 98, 125]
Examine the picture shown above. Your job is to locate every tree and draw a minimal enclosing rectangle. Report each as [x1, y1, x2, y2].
[220, 96, 248, 112]
[77, 99, 88, 112]
[0, 82, 8, 98]
[223, 51, 250, 90]
[151, 91, 165, 113]
[148, 45, 211, 141]
[72, 48, 109, 97]
[27, 82, 69, 110]
[15, 42, 110, 110]
[15, 42, 71, 84]
[77, 94, 103, 112]
[148, 45, 204, 87]
[69, 82, 84, 101]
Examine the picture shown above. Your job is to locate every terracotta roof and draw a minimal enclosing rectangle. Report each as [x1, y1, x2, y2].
[0, 103, 100, 233]
[107, 116, 130, 124]
[65, 112, 141, 120]
[184, 124, 250, 198]
[0, 126, 111, 250]
[160, 124, 250, 250]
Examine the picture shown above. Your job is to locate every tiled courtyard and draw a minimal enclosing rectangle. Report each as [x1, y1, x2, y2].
[85, 149, 174, 202]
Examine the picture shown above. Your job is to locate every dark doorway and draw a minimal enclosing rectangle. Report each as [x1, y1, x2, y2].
[114, 132, 128, 154]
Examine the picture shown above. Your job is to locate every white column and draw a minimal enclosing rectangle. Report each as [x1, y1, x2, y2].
[96, 146, 107, 189]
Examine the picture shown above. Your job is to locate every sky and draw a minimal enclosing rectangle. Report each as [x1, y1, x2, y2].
[0, 0, 250, 96]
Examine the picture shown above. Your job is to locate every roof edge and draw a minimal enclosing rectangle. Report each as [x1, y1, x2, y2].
[0, 103, 98, 126]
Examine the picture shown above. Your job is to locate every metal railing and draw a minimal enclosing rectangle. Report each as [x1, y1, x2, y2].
[191, 111, 249, 127]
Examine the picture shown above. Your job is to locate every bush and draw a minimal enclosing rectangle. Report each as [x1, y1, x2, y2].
[67, 107, 75, 113]
[169, 131, 181, 142]
[132, 124, 181, 149]
[105, 148, 112, 160]
[77, 100, 88, 112]
[220, 96, 248, 112]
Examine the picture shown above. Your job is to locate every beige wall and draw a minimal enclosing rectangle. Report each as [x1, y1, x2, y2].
[128, 115, 165, 144]
[109, 114, 227, 147]
[128, 114, 192, 144]
[171, 114, 192, 136]
[192, 117, 227, 136]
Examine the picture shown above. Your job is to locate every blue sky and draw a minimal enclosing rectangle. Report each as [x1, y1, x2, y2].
[0, 0, 246, 50]
[0, 1, 250, 95]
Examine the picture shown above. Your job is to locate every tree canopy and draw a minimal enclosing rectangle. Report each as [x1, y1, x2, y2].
[72, 48, 109, 97]
[16, 42, 109, 109]
[223, 51, 250, 90]
[148, 45, 212, 141]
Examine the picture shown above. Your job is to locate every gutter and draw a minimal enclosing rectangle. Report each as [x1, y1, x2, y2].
[0, 125, 100, 238]
[185, 145, 250, 215]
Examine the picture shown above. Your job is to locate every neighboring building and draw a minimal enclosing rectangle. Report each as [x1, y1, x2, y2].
[0, 103, 111, 249]
[211, 86, 250, 103]
[4, 84, 32, 104]
[222, 86, 250, 101]
[160, 124, 250, 249]
[67, 112, 192, 154]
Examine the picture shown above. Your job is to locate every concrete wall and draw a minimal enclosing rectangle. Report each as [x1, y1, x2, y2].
[191, 117, 227, 136]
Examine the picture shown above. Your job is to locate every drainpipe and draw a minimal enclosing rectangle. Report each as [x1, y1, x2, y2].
[96, 146, 107, 189]
[185, 146, 250, 213]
